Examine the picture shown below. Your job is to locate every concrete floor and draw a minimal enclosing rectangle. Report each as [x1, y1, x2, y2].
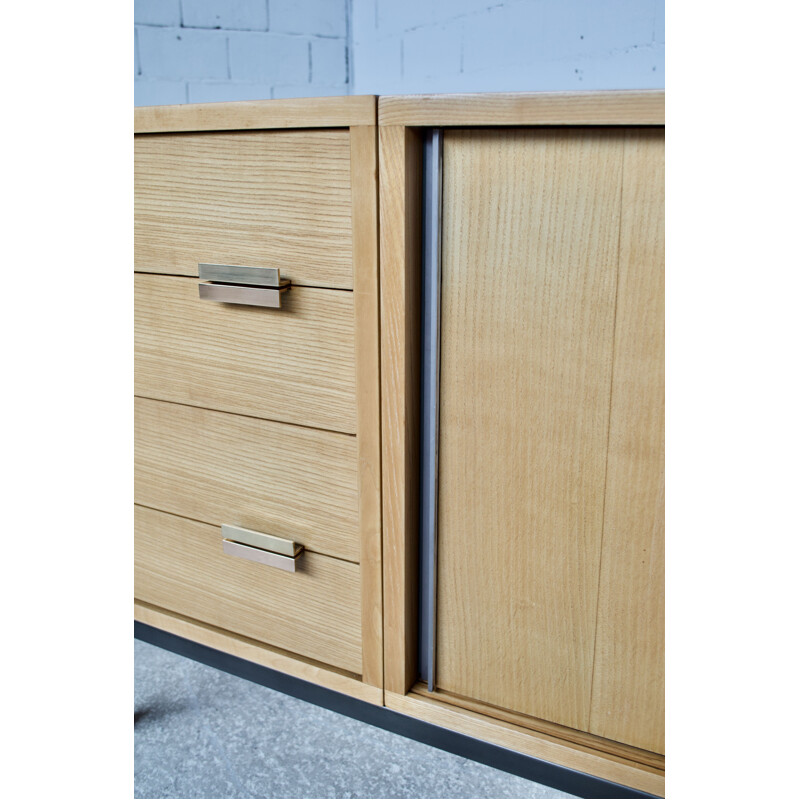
[134, 639, 577, 799]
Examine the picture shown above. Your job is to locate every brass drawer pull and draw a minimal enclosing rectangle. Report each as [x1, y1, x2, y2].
[221, 524, 303, 573]
[198, 263, 291, 308]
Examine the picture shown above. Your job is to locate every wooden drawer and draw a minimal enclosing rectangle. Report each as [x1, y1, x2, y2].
[135, 397, 359, 562]
[134, 129, 353, 289]
[135, 274, 356, 434]
[135, 505, 362, 674]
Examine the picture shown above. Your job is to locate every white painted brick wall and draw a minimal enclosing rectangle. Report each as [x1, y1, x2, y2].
[271, 0, 347, 37]
[228, 31, 308, 83]
[352, 0, 665, 94]
[312, 37, 348, 85]
[134, 0, 349, 105]
[182, 0, 269, 31]
[135, 0, 181, 27]
[138, 26, 228, 80]
[134, 1, 664, 105]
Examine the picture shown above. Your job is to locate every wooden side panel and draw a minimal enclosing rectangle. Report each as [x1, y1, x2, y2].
[379, 126, 423, 695]
[135, 506, 362, 674]
[135, 275, 356, 434]
[134, 397, 359, 562]
[436, 129, 624, 731]
[134, 130, 353, 288]
[350, 126, 384, 689]
[589, 130, 665, 754]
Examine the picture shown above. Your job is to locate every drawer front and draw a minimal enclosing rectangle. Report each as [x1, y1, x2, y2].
[135, 397, 359, 562]
[135, 505, 362, 674]
[134, 130, 353, 289]
[135, 274, 356, 434]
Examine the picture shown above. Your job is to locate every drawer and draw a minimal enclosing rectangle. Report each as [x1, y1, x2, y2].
[135, 505, 362, 674]
[135, 274, 356, 434]
[135, 397, 359, 562]
[134, 130, 353, 289]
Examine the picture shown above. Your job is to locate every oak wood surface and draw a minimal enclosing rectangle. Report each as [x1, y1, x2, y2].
[135, 505, 362, 673]
[350, 126, 384, 689]
[379, 90, 664, 127]
[435, 129, 624, 731]
[412, 684, 664, 771]
[589, 130, 665, 754]
[135, 274, 356, 434]
[135, 95, 376, 133]
[379, 126, 423, 695]
[134, 130, 353, 288]
[134, 601, 383, 704]
[135, 397, 359, 562]
[385, 692, 665, 797]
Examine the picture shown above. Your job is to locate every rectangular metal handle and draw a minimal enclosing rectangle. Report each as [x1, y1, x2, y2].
[221, 524, 303, 573]
[222, 539, 300, 572]
[198, 263, 291, 308]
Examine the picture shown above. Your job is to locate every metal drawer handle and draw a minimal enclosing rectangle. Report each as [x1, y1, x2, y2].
[198, 263, 291, 308]
[221, 524, 303, 573]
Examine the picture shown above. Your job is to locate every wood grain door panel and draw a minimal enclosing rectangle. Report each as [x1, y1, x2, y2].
[435, 129, 662, 748]
[588, 130, 665, 754]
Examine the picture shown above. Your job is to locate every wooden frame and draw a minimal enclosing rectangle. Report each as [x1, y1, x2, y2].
[385, 692, 664, 797]
[134, 95, 376, 133]
[378, 90, 664, 127]
[378, 125, 424, 696]
[350, 125, 384, 690]
[135, 98, 384, 700]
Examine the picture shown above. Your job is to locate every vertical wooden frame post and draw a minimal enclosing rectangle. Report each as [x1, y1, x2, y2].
[350, 122, 384, 690]
[379, 126, 424, 695]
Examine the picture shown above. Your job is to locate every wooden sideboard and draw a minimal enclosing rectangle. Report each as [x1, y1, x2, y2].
[135, 91, 665, 797]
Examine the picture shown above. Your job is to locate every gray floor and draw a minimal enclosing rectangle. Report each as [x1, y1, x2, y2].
[135, 640, 577, 799]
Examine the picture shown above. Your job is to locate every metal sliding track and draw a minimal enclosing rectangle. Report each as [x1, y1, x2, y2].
[418, 129, 444, 691]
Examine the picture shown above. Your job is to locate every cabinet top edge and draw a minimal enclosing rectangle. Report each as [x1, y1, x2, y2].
[134, 95, 377, 134]
[378, 90, 664, 127]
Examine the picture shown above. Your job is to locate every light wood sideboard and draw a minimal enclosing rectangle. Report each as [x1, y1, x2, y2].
[134, 91, 665, 797]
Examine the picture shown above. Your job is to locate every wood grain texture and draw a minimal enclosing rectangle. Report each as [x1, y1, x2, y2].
[134, 602, 383, 704]
[135, 274, 356, 434]
[135, 397, 359, 562]
[589, 130, 665, 754]
[379, 90, 664, 127]
[350, 126, 384, 689]
[135, 95, 376, 133]
[134, 130, 353, 288]
[385, 692, 665, 797]
[135, 505, 362, 673]
[413, 684, 664, 771]
[435, 129, 624, 731]
[379, 126, 423, 695]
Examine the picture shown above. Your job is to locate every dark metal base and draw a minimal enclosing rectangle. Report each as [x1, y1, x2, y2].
[134, 622, 659, 799]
